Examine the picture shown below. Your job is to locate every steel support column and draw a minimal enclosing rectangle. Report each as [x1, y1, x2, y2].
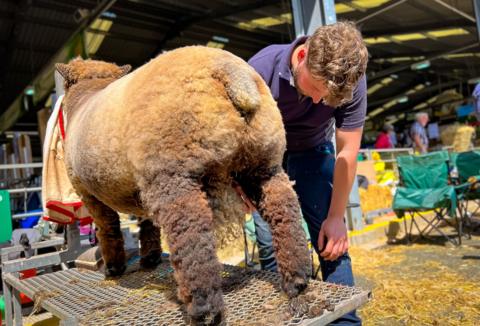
[291, 0, 336, 37]
[473, 0, 480, 42]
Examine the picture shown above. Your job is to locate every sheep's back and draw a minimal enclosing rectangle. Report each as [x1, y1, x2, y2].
[65, 46, 286, 215]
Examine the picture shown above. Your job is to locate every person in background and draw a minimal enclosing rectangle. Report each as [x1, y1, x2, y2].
[389, 127, 397, 148]
[410, 112, 429, 154]
[374, 124, 394, 149]
[248, 21, 368, 325]
[472, 83, 480, 121]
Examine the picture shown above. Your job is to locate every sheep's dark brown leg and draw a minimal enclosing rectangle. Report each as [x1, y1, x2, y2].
[81, 195, 126, 277]
[142, 175, 224, 325]
[257, 170, 311, 297]
[138, 218, 162, 269]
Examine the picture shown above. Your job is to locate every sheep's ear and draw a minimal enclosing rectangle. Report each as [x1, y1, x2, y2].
[119, 64, 131, 77]
[55, 63, 71, 80]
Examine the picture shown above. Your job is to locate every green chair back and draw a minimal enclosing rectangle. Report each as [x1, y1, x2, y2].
[454, 150, 480, 183]
[397, 151, 450, 189]
[0, 190, 13, 243]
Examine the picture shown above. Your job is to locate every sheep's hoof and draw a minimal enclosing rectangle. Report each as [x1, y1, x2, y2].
[105, 262, 126, 277]
[188, 289, 224, 326]
[281, 272, 309, 298]
[140, 250, 162, 269]
[190, 311, 224, 326]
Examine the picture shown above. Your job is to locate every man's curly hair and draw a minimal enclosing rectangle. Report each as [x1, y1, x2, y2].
[305, 21, 368, 108]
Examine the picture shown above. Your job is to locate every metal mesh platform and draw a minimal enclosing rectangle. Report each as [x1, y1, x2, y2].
[6, 262, 370, 325]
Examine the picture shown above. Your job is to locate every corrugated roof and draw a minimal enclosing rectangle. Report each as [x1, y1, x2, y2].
[0, 0, 479, 155]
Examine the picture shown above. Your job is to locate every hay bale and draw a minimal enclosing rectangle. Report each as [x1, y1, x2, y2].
[359, 185, 393, 213]
[453, 126, 475, 152]
[441, 124, 475, 151]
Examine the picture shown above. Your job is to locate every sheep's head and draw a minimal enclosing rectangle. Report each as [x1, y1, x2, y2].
[55, 58, 131, 90]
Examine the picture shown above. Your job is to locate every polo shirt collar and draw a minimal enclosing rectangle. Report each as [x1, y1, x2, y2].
[278, 36, 308, 82]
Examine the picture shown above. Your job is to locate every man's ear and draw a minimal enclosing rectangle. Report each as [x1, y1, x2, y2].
[298, 47, 306, 62]
[55, 63, 71, 80]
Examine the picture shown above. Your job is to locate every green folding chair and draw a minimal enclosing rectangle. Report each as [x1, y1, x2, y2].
[451, 150, 480, 235]
[0, 190, 13, 245]
[392, 151, 461, 245]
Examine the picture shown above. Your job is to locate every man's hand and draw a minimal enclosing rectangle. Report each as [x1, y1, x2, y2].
[318, 217, 348, 261]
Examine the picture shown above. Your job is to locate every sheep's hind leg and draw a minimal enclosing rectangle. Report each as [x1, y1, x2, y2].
[143, 175, 224, 325]
[138, 218, 162, 269]
[81, 195, 126, 277]
[257, 170, 311, 298]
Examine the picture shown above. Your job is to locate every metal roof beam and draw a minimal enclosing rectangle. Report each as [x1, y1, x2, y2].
[0, 0, 118, 132]
[362, 20, 476, 38]
[0, 1, 29, 103]
[152, 0, 280, 56]
[368, 79, 460, 110]
[32, 0, 173, 30]
[357, 0, 408, 25]
[335, 0, 367, 12]
[431, 0, 475, 22]
[367, 42, 480, 82]
[473, 0, 480, 42]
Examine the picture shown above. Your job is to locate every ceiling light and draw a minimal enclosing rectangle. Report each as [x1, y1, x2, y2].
[406, 84, 426, 95]
[444, 53, 475, 59]
[427, 28, 469, 38]
[212, 36, 229, 43]
[381, 77, 393, 84]
[414, 102, 428, 110]
[250, 17, 284, 27]
[101, 11, 117, 19]
[364, 37, 391, 44]
[391, 33, 427, 41]
[24, 86, 35, 96]
[280, 13, 292, 23]
[206, 41, 224, 49]
[335, 3, 355, 14]
[352, 0, 391, 9]
[383, 99, 397, 109]
[367, 83, 384, 95]
[411, 60, 430, 70]
[369, 107, 385, 117]
[86, 18, 113, 55]
[427, 96, 437, 104]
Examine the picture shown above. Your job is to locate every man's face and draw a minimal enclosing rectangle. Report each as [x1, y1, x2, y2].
[420, 116, 429, 127]
[292, 58, 329, 104]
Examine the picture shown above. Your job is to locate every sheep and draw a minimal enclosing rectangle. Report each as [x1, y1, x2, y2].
[56, 46, 311, 324]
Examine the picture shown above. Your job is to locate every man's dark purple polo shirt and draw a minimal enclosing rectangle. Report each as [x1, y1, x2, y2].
[248, 37, 367, 151]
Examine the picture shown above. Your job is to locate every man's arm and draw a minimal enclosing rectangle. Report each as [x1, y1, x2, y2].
[413, 134, 425, 153]
[318, 127, 362, 261]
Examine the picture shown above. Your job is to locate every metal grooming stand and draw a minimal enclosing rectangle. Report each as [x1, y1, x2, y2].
[2, 260, 371, 326]
[1, 238, 65, 326]
[1, 65, 88, 326]
[1, 171, 83, 325]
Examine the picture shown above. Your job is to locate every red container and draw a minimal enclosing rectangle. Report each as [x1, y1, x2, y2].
[19, 269, 36, 304]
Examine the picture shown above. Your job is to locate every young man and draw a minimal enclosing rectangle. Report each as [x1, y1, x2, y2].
[248, 21, 368, 325]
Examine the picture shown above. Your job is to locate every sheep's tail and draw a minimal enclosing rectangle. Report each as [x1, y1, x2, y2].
[214, 61, 261, 118]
